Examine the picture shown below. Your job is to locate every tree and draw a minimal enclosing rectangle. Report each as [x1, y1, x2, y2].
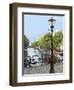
[53, 31, 63, 49]
[31, 33, 51, 49]
[24, 35, 29, 48]
[38, 33, 51, 49]
[31, 31, 63, 50]
[31, 41, 39, 48]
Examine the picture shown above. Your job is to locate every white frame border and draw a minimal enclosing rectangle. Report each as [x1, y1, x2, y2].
[17, 7, 70, 83]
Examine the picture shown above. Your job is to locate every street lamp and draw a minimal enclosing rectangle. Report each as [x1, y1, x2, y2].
[48, 17, 56, 73]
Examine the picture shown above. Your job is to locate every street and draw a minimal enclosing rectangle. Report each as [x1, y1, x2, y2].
[24, 63, 63, 74]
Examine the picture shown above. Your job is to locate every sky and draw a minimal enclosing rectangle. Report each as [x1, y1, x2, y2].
[24, 15, 64, 45]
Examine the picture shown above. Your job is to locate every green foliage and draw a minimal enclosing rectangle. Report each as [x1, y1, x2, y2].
[53, 31, 63, 48]
[24, 35, 29, 48]
[38, 33, 51, 49]
[31, 31, 63, 49]
[31, 33, 51, 49]
[31, 41, 39, 48]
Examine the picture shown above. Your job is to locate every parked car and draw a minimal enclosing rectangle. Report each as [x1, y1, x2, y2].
[56, 52, 63, 63]
[24, 56, 31, 68]
[30, 55, 42, 66]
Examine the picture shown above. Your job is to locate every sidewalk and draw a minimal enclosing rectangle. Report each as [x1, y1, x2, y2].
[24, 63, 63, 74]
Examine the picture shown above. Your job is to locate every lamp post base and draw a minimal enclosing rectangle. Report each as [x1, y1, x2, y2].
[49, 69, 55, 73]
[49, 63, 55, 73]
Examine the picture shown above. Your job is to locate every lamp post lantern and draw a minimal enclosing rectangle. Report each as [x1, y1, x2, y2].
[48, 17, 56, 73]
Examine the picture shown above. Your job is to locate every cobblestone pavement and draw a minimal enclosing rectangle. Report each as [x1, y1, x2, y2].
[24, 63, 63, 74]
